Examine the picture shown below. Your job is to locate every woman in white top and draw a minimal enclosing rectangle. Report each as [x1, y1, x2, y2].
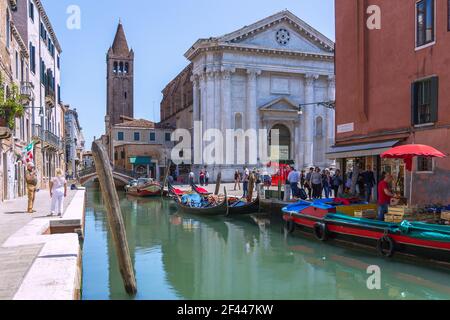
[50, 168, 67, 217]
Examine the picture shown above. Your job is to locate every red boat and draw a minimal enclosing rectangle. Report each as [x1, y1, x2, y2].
[282, 200, 450, 267]
[125, 178, 162, 197]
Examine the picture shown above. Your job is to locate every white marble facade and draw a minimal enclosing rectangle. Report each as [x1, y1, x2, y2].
[185, 10, 335, 180]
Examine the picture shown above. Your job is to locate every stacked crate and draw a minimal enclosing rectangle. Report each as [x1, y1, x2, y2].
[354, 209, 377, 219]
[385, 206, 437, 223]
[441, 211, 450, 225]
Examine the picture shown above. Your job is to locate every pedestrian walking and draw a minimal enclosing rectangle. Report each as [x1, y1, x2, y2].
[25, 162, 38, 214]
[288, 167, 301, 199]
[199, 170, 205, 186]
[205, 170, 210, 186]
[377, 174, 395, 221]
[49, 168, 67, 218]
[300, 170, 306, 189]
[361, 166, 376, 203]
[332, 169, 343, 198]
[305, 167, 314, 199]
[322, 170, 332, 199]
[310, 167, 323, 199]
[283, 166, 292, 201]
[234, 170, 241, 191]
[189, 170, 195, 185]
[242, 167, 250, 197]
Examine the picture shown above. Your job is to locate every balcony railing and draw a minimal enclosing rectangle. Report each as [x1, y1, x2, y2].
[32, 124, 64, 150]
[45, 85, 55, 107]
[20, 82, 34, 103]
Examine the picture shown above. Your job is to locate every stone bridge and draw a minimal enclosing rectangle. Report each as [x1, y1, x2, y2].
[78, 166, 137, 186]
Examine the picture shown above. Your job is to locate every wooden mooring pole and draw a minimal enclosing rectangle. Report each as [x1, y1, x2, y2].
[92, 140, 137, 295]
[214, 172, 222, 195]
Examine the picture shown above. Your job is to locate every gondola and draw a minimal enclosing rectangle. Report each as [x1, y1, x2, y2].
[170, 187, 229, 216]
[190, 183, 212, 195]
[282, 199, 450, 267]
[227, 196, 260, 215]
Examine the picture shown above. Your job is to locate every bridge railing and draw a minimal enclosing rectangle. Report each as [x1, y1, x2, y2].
[78, 165, 138, 181]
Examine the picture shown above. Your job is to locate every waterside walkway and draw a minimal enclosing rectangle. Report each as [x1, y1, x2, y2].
[0, 189, 85, 300]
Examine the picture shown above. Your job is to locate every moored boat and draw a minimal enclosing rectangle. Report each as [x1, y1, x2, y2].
[282, 200, 450, 266]
[125, 178, 162, 197]
[171, 188, 229, 216]
[227, 196, 260, 215]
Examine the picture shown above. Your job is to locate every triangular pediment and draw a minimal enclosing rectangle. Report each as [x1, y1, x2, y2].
[219, 10, 334, 54]
[259, 97, 299, 112]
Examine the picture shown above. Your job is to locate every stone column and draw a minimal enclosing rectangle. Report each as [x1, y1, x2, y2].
[214, 71, 221, 131]
[246, 69, 261, 131]
[199, 73, 208, 165]
[221, 67, 234, 132]
[191, 75, 200, 123]
[303, 73, 318, 168]
[206, 71, 215, 132]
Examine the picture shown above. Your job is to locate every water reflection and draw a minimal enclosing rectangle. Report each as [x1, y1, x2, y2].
[82, 185, 450, 300]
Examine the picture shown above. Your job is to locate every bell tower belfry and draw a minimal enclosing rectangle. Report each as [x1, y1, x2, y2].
[106, 22, 134, 131]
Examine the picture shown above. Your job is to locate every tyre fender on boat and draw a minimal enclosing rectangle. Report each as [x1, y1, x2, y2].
[377, 235, 395, 258]
[313, 222, 328, 241]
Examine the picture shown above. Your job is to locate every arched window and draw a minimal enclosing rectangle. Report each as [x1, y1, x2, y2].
[124, 63, 129, 73]
[235, 113, 243, 129]
[113, 62, 118, 73]
[315, 116, 323, 137]
[119, 62, 124, 73]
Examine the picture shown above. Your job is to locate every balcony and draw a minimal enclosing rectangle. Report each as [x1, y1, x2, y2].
[32, 124, 64, 150]
[20, 82, 34, 104]
[45, 85, 55, 107]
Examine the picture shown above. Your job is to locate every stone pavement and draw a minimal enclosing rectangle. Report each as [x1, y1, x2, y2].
[0, 190, 76, 300]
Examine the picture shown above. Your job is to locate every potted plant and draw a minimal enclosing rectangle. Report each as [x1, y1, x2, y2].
[0, 75, 25, 129]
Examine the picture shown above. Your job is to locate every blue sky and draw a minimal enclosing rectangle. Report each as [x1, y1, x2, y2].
[42, 0, 335, 148]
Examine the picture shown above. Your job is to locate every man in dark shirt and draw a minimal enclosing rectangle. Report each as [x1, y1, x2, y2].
[360, 166, 376, 203]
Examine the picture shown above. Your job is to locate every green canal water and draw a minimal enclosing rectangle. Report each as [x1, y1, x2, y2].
[81, 184, 450, 300]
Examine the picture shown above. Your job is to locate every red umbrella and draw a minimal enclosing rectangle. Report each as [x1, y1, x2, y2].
[381, 144, 445, 171]
[381, 144, 446, 204]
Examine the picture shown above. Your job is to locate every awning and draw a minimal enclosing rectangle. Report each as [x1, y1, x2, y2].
[326, 140, 400, 160]
[129, 156, 152, 165]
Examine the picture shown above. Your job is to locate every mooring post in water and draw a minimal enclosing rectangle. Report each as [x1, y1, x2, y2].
[214, 172, 222, 195]
[91, 140, 137, 295]
[162, 159, 171, 197]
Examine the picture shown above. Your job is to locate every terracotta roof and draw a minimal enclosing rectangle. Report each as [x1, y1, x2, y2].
[111, 22, 129, 55]
[115, 119, 156, 128]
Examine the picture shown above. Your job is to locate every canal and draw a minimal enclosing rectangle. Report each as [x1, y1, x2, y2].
[82, 184, 450, 300]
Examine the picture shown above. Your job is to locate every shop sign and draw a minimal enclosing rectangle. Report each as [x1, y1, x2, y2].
[337, 123, 354, 134]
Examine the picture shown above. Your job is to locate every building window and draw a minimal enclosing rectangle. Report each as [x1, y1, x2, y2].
[29, 0, 34, 21]
[121, 150, 125, 159]
[165, 132, 171, 142]
[29, 43, 36, 74]
[113, 62, 118, 73]
[57, 55, 60, 69]
[117, 132, 124, 141]
[411, 76, 438, 125]
[6, 11, 10, 48]
[448, 0, 450, 31]
[15, 51, 19, 79]
[235, 113, 243, 129]
[114, 152, 118, 161]
[416, 0, 435, 48]
[124, 92, 127, 99]
[150, 132, 156, 142]
[417, 156, 433, 172]
[124, 63, 129, 73]
[134, 132, 140, 141]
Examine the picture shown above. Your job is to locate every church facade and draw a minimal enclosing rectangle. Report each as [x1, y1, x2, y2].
[162, 10, 336, 181]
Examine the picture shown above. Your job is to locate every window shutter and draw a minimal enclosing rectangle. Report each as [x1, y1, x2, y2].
[430, 76, 438, 123]
[411, 82, 419, 125]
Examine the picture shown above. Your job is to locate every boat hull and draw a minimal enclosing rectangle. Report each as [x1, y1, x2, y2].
[283, 213, 450, 266]
[228, 197, 260, 215]
[126, 184, 162, 197]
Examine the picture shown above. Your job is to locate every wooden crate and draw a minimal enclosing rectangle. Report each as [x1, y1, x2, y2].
[339, 204, 378, 217]
[441, 211, 450, 221]
[354, 209, 377, 219]
[385, 214, 403, 223]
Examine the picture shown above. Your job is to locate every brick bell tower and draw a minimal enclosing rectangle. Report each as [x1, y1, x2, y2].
[106, 21, 134, 131]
